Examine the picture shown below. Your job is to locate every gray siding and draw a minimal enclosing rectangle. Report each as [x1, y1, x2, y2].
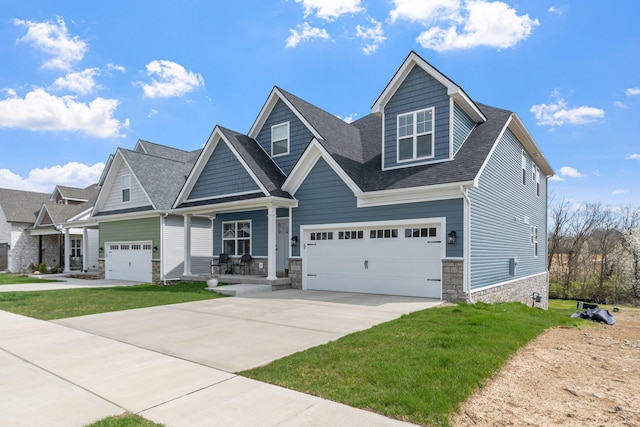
[99, 217, 160, 258]
[453, 103, 475, 155]
[291, 158, 463, 257]
[384, 65, 450, 169]
[256, 99, 314, 175]
[469, 128, 548, 290]
[188, 140, 260, 200]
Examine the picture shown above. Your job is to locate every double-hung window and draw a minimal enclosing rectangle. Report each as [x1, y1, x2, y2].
[521, 151, 527, 185]
[397, 108, 434, 162]
[122, 175, 131, 202]
[71, 239, 81, 257]
[271, 122, 289, 157]
[222, 221, 251, 256]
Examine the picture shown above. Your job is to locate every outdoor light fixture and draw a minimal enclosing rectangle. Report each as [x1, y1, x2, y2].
[99, 247, 104, 252]
[291, 235, 298, 247]
[153, 246, 158, 252]
[532, 292, 542, 306]
[447, 230, 457, 245]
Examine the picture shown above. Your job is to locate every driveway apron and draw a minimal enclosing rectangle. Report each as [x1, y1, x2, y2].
[1, 290, 440, 426]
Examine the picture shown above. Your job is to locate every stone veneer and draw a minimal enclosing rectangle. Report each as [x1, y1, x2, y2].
[442, 259, 466, 302]
[288, 258, 302, 289]
[471, 272, 549, 309]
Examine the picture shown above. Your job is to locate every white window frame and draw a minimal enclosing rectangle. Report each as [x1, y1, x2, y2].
[534, 166, 540, 197]
[271, 122, 290, 157]
[222, 220, 252, 256]
[397, 107, 435, 163]
[530, 225, 534, 245]
[122, 174, 131, 203]
[521, 151, 527, 186]
[534, 226, 539, 257]
[71, 238, 82, 257]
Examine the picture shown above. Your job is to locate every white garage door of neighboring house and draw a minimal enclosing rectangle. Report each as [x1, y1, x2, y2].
[105, 242, 152, 282]
[304, 221, 443, 299]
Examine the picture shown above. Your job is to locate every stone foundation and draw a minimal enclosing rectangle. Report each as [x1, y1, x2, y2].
[152, 260, 161, 284]
[98, 259, 105, 279]
[471, 272, 549, 309]
[442, 259, 465, 302]
[288, 258, 302, 289]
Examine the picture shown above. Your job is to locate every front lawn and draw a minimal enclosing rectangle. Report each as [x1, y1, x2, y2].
[0, 281, 224, 320]
[242, 302, 582, 427]
[0, 273, 62, 285]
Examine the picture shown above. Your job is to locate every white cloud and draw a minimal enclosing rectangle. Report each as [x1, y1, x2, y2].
[355, 18, 387, 55]
[107, 63, 126, 73]
[557, 166, 585, 178]
[613, 189, 628, 196]
[625, 87, 640, 96]
[548, 6, 566, 16]
[286, 22, 332, 48]
[390, 0, 539, 51]
[295, 0, 364, 21]
[548, 175, 564, 182]
[626, 153, 640, 160]
[338, 113, 358, 123]
[0, 88, 128, 138]
[147, 109, 158, 118]
[530, 90, 605, 126]
[138, 60, 204, 99]
[53, 68, 100, 95]
[389, 0, 461, 25]
[0, 162, 105, 193]
[13, 17, 87, 71]
[613, 101, 627, 109]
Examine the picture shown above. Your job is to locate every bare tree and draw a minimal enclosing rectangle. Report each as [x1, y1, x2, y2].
[547, 197, 571, 272]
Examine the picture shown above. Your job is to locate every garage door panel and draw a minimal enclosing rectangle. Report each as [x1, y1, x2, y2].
[305, 223, 443, 299]
[105, 242, 152, 282]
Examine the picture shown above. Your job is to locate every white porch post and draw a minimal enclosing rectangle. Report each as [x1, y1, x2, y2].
[183, 214, 192, 276]
[63, 228, 71, 273]
[267, 206, 277, 280]
[82, 227, 88, 272]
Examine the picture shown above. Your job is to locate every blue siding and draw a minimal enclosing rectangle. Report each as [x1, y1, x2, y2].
[453, 103, 475, 155]
[256, 99, 314, 175]
[384, 65, 450, 169]
[189, 140, 259, 200]
[291, 158, 463, 257]
[213, 209, 290, 256]
[469, 128, 548, 289]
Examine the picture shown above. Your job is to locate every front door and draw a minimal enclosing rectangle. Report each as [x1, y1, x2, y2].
[276, 219, 289, 273]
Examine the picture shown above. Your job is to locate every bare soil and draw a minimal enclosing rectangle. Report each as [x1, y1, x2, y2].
[451, 309, 640, 427]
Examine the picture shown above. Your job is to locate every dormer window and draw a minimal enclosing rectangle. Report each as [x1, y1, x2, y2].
[397, 108, 434, 162]
[122, 174, 131, 202]
[271, 122, 289, 157]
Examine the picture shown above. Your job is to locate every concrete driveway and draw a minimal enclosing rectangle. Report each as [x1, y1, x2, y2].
[1, 290, 441, 426]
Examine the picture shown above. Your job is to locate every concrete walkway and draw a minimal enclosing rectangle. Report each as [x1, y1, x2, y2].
[0, 290, 442, 426]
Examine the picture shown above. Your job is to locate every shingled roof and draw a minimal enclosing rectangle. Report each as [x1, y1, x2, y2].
[0, 188, 50, 223]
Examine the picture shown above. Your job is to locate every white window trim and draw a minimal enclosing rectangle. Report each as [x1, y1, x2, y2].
[71, 238, 82, 257]
[521, 151, 527, 186]
[396, 107, 435, 163]
[271, 122, 290, 157]
[222, 220, 252, 256]
[535, 166, 540, 197]
[122, 174, 131, 203]
[534, 226, 539, 257]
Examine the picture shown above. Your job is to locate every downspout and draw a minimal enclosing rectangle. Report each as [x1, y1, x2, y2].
[460, 185, 475, 303]
[161, 212, 169, 285]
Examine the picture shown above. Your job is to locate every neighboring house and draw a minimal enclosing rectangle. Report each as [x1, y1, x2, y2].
[0, 185, 98, 273]
[90, 140, 209, 283]
[88, 51, 553, 305]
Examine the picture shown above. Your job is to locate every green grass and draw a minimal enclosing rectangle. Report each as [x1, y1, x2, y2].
[0, 281, 224, 320]
[0, 273, 62, 285]
[85, 413, 162, 427]
[242, 302, 582, 427]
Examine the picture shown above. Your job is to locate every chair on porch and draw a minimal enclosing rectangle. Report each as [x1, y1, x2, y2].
[215, 253, 232, 274]
[239, 253, 252, 275]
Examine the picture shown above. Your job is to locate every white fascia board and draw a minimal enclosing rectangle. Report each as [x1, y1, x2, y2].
[29, 228, 61, 236]
[508, 114, 554, 177]
[372, 52, 487, 123]
[282, 138, 363, 197]
[91, 210, 160, 224]
[182, 190, 265, 205]
[248, 87, 322, 140]
[172, 196, 298, 217]
[357, 181, 472, 208]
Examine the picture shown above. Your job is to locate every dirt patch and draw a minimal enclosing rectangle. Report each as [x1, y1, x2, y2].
[451, 309, 640, 427]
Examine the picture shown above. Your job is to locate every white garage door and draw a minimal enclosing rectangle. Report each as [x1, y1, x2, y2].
[304, 222, 443, 298]
[105, 242, 152, 282]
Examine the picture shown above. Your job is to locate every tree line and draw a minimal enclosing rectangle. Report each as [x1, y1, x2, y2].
[548, 199, 640, 305]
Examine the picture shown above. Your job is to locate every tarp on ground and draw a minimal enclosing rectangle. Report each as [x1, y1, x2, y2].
[571, 307, 616, 325]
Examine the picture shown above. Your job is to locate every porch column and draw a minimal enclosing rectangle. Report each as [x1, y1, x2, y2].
[183, 214, 192, 276]
[63, 228, 71, 273]
[267, 206, 277, 280]
[82, 227, 89, 272]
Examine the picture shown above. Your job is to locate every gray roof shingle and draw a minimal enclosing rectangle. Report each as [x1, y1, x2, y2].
[0, 188, 50, 223]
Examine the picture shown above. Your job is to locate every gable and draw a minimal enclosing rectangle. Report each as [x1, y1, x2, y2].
[255, 98, 314, 175]
[453, 103, 476, 155]
[187, 138, 261, 201]
[383, 65, 450, 169]
[100, 157, 152, 212]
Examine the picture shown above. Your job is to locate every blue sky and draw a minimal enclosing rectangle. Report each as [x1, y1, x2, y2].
[1, 1, 639, 208]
